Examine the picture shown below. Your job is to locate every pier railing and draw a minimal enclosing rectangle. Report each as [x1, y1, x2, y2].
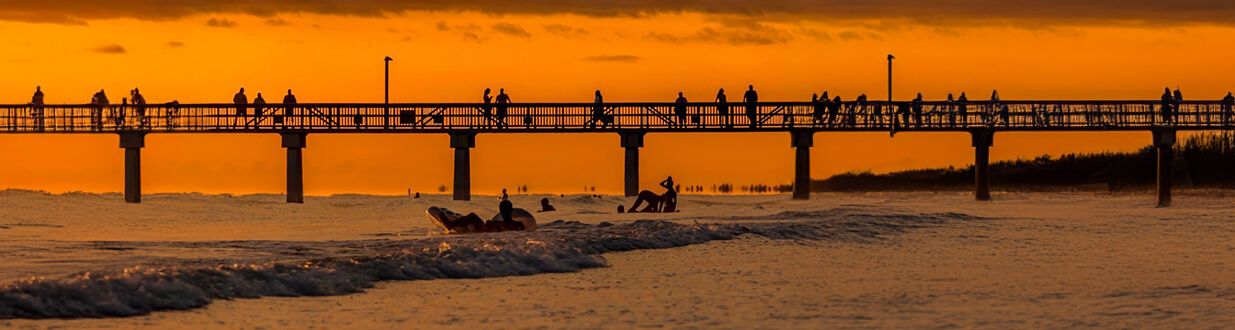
[0, 100, 1230, 133]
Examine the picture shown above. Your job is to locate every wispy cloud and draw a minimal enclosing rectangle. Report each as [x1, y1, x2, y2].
[584, 55, 642, 62]
[647, 24, 793, 45]
[544, 24, 589, 38]
[92, 44, 126, 54]
[491, 22, 531, 38]
[265, 18, 289, 26]
[205, 17, 236, 28]
[166, 41, 185, 47]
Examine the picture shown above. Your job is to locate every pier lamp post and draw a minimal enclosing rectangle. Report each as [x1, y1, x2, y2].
[384, 56, 393, 129]
[886, 54, 894, 103]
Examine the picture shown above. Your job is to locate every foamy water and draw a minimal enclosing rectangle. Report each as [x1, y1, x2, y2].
[0, 196, 979, 319]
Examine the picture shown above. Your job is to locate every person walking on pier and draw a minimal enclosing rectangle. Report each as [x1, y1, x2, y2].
[857, 94, 872, 125]
[715, 88, 731, 128]
[743, 85, 759, 128]
[90, 89, 108, 131]
[834, 95, 849, 127]
[590, 90, 607, 129]
[30, 86, 45, 131]
[674, 92, 689, 128]
[1222, 92, 1234, 126]
[282, 89, 298, 128]
[987, 90, 1002, 127]
[821, 91, 835, 127]
[233, 88, 248, 128]
[811, 93, 822, 126]
[252, 93, 266, 128]
[911, 93, 924, 128]
[131, 88, 147, 129]
[945, 93, 956, 127]
[1160, 87, 1175, 125]
[1173, 88, 1186, 124]
[481, 88, 494, 127]
[957, 92, 969, 126]
[495, 88, 511, 128]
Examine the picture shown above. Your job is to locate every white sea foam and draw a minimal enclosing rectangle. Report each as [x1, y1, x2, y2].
[0, 209, 980, 319]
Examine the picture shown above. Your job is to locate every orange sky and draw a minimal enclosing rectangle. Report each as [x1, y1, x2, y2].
[0, 10, 1232, 195]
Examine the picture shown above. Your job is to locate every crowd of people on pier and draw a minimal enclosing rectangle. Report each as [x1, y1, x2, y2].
[8, 86, 1235, 131]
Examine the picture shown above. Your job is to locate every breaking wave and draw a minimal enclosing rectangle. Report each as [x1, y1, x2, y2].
[0, 210, 981, 319]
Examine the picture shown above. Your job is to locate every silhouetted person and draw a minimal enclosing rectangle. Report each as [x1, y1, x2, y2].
[1223, 92, 1234, 126]
[659, 176, 678, 212]
[988, 90, 1001, 126]
[591, 90, 606, 129]
[743, 85, 759, 128]
[539, 197, 556, 212]
[495, 88, 511, 128]
[233, 88, 248, 128]
[166, 100, 181, 128]
[957, 92, 969, 125]
[281, 89, 297, 127]
[811, 93, 824, 125]
[833, 95, 849, 127]
[30, 86, 44, 131]
[858, 94, 873, 125]
[253, 93, 266, 127]
[117, 97, 128, 127]
[1160, 87, 1174, 124]
[946, 93, 956, 127]
[1174, 88, 1184, 123]
[91, 89, 109, 131]
[715, 88, 731, 128]
[481, 88, 494, 127]
[674, 92, 688, 128]
[911, 93, 924, 128]
[131, 88, 147, 128]
[896, 102, 910, 130]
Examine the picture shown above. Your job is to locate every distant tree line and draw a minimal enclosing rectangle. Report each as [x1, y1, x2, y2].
[811, 132, 1235, 192]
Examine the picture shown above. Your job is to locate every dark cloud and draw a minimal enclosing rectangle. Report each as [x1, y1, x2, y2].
[166, 41, 185, 47]
[1, 1, 1233, 26]
[92, 44, 125, 54]
[544, 24, 589, 38]
[205, 17, 236, 28]
[646, 25, 793, 45]
[491, 22, 531, 38]
[584, 55, 642, 62]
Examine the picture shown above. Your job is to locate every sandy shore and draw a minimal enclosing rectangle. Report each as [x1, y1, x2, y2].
[3, 190, 1235, 328]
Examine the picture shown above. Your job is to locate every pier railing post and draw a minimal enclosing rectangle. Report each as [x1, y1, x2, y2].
[1153, 128, 1176, 207]
[119, 133, 146, 203]
[450, 132, 477, 201]
[620, 131, 646, 197]
[791, 130, 814, 200]
[971, 130, 994, 201]
[281, 132, 307, 204]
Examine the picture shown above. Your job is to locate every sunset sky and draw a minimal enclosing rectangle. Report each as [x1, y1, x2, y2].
[0, 1, 1233, 195]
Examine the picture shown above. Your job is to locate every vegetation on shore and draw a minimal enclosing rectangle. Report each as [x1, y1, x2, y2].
[811, 132, 1235, 192]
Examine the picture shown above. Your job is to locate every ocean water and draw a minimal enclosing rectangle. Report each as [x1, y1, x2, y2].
[0, 190, 979, 319]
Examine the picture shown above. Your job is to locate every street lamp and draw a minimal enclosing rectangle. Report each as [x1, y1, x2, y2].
[384, 56, 393, 129]
[886, 54, 894, 103]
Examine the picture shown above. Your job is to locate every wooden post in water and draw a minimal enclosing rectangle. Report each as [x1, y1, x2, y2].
[450, 132, 477, 201]
[119, 133, 145, 203]
[620, 131, 646, 197]
[971, 130, 994, 201]
[281, 132, 307, 204]
[791, 130, 814, 200]
[1153, 128, 1176, 207]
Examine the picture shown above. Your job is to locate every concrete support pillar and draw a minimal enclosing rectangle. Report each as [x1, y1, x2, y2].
[790, 130, 814, 200]
[281, 132, 307, 204]
[1153, 129, 1176, 207]
[119, 133, 145, 204]
[971, 130, 995, 201]
[620, 131, 646, 197]
[450, 132, 477, 201]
